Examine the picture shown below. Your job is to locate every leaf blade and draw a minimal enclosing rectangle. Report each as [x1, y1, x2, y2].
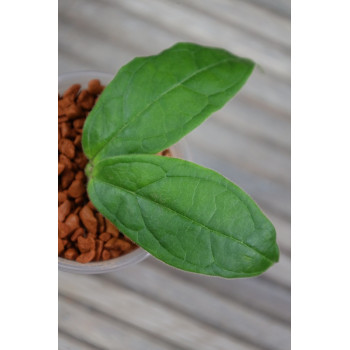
[88, 155, 279, 278]
[82, 43, 254, 163]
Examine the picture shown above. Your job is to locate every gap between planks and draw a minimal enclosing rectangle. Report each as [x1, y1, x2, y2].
[172, 0, 290, 48]
[58, 0, 290, 82]
[59, 273, 264, 350]
[59, 295, 185, 350]
[58, 329, 102, 350]
[103, 257, 290, 324]
[57, 10, 290, 115]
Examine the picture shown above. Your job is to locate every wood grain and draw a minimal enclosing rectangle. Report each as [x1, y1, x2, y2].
[59, 272, 261, 350]
[58, 0, 291, 349]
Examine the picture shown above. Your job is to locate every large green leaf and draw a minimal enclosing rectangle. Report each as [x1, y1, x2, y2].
[87, 155, 279, 278]
[82, 42, 254, 163]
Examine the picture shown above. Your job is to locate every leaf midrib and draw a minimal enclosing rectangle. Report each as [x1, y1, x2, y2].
[90, 58, 232, 162]
[91, 177, 274, 264]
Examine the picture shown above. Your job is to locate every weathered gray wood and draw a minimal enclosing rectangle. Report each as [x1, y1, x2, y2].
[247, 0, 290, 18]
[263, 210, 290, 255]
[111, 0, 290, 80]
[146, 257, 290, 324]
[222, 97, 291, 150]
[58, 3, 290, 114]
[58, 331, 100, 350]
[261, 252, 290, 288]
[59, 272, 261, 350]
[173, 0, 290, 47]
[59, 296, 181, 350]
[188, 119, 291, 186]
[186, 143, 290, 220]
[58, 0, 290, 348]
[58, 0, 290, 80]
[104, 261, 291, 350]
[58, 18, 134, 73]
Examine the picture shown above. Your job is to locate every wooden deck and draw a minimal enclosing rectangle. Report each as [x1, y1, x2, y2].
[58, 0, 291, 349]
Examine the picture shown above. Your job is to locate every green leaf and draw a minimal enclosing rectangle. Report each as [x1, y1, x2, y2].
[88, 155, 279, 278]
[82, 42, 254, 163]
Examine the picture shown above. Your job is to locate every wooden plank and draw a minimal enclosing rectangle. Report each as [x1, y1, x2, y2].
[58, 331, 100, 350]
[263, 210, 291, 255]
[58, 0, 185, 56]
[146, 257, 290, 324]
[59, 296, 181, 350]
[187, 119, 291, 186]
[262, 252, 290, 289]
[188, 145, 291, 254]
[173, 0, 291, 47]
[246, 0, 290, 18]
[219, 98, 290, 151]
[243, 72, 290, 116]
[59, 47, 290, 152]
[58, 18, 134, 74]
[187, 142, 290, 222]
[59, 272, 261, 350]
[58, 4, 290, 115]
[59, 0, 290, 81]
[104, 259, 291, 349]
[112, 0, 290, 80]
[58, 52, 92, 75]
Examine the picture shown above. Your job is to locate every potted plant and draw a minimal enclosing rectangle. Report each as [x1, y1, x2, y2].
[58, 42, 279, 277]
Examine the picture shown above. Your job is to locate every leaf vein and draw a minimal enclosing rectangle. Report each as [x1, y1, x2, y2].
[93, 178, 274, 264]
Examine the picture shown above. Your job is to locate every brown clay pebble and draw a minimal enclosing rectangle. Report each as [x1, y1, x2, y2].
[109, 249, 121, 259]
[74, 196, 84, 205]
[58, 191, 67, 204]
[73, 206, 82, 215]
[60, 123, 75, 138]
[71, 227, 84, 242]
[87, 201, 95, 211]
[115, 240, 132, 251]
[58, 221, 73, 239]
[65, 213, 80, 232]
[58, 238, 64, 255]
[96, 213, 105, 232]
[77, 236, 95, 253]
[63, 84, 81, 101]
[76, 250, 96, 263]
[102, 249, 111, 261]
[87, 232, 97, 240]
[99, 232, 111, 242]
[105, 219, 119, 237]
[74, 135, 82, 146]
[104, 237, 119, 250]
[59, 154, 73, 170]
[79, 205, 98, 235]
[77, 90, 95, 110]
[95, 240, 104, 261]
[87, 79, 104, 95]
[58, 163, 65, 175]
[64, 248, 78, 260]
[66, 104, 83, 120]
[60, 169, 75, 189]
[73, 118, 85, 130]
[58, 200, 72, 222]
[59, 139, 75, 159]
[74, 151, 88, 169]
[67, 180, 85, 198]
[162, 149, 172, 157]
[58, 98, 71, 116]
[58, 81, 140, 263]
[75, 170, 85, 180]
